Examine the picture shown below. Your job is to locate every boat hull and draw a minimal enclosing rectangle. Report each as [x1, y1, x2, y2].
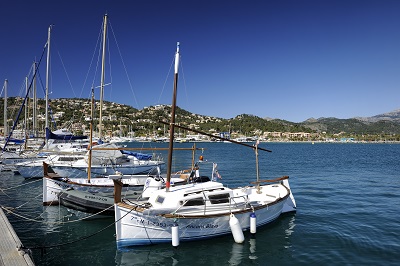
[42, 176, 145, 205]
[52, 163, 163, 178]
[15, 165, 44, 178]
[58, 189, 116, 216]
[114, 196, 286, 249]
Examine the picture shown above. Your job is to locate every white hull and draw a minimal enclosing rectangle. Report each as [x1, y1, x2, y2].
[113, 180, 295, 249]
[42, 175, 148, 205]
[15, 165, 44, 178]
[52, 163, 162, 178]
[115, 199, 285, 248]
[14, 153, 85, 178]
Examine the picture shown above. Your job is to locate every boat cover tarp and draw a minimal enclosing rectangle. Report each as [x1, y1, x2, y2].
[46, 127, 88, 140]
[5, 137, 25, 144]
[121, 150, 152, 160]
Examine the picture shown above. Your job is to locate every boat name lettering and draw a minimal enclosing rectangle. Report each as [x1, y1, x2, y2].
[84, 195, 108, 201]
[186, 224, 218, 229]
[130, 217, 172, 228]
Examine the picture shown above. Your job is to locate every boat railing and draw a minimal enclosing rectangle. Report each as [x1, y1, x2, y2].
[172, 194, 251, 216]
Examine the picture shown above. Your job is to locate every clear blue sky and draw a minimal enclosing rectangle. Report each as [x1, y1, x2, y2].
[1, 0, 400, 122]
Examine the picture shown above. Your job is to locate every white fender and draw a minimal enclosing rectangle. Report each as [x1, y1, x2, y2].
[171, 223, 179, 247]
[229, 214, 244, 243]
[250, 212, 257, 234]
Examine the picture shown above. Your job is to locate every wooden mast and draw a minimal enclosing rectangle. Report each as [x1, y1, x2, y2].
[88, 88, 94, 183]
[166, 42, 180, 192]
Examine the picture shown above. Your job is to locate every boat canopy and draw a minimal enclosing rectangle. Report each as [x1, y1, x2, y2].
[121, 150, 152, 160]
[46, 127, 88, 140]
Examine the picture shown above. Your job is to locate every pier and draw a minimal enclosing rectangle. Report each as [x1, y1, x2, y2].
[0, 208, 35, 266]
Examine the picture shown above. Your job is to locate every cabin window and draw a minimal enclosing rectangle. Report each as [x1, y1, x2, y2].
[156, 196, 165, 204]
[181, 197, 204, 206]
[58, 157, 80, 162]
[208, 193, 230, 204]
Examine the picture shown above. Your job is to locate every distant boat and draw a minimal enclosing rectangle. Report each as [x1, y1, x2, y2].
[49, 143, 165, 178]
[42, 14, 165, 206]
[14, 153, 85, 178]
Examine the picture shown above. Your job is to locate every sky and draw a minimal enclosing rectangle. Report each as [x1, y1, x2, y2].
[1, 0, 400, 123]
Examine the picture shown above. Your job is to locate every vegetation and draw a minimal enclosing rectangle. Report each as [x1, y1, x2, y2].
[1, 97, 400, 142]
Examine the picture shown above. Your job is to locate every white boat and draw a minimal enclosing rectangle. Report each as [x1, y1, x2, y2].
[42, 14, 166, 206]
[43, 162, 192, 206]
[110, 43, 297, 249]
[49, 143, 164, 178]
[14, 152, 85, 178]
[56, 163, 203, 216]
[43, 164, 150, 206]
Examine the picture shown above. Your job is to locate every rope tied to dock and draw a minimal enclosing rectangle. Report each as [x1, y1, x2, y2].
[23, 205, 135, 256]
[0, 204, 114, 224]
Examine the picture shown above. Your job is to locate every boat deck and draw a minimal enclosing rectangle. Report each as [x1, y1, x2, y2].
[0, 208, 35, 266]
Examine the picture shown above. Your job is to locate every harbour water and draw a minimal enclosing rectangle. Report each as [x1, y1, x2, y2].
[0, 142, 399, 265]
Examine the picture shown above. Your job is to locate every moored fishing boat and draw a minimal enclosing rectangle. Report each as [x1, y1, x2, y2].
[42, 162, 160, 205]
[57, 161, 205, 216]
[110, 43, 297, 249]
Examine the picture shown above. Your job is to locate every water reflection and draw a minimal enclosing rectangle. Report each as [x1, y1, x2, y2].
[229, 243, 244, 265]
[115, 246, 179, 265]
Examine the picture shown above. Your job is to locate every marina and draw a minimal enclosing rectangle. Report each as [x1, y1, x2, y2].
[1, 3, 400, 265]
[0, 142, 399, 265]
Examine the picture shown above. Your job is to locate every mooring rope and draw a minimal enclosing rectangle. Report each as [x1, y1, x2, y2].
[23, 205, 135, 254]
[0, 177, 43, 192]
[1, 204, 114, 224]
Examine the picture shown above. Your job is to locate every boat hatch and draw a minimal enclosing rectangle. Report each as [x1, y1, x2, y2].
[156, 196, 165, 204]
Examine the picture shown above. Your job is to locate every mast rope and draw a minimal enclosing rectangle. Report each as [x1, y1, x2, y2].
[108, 21, 140, 110]
[3, 41, 47, 151]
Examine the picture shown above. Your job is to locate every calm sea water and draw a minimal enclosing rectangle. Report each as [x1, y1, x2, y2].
[1, 142, 399, 265]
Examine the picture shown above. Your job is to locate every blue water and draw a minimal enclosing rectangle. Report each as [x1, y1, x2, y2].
[1, 142, 399, 265]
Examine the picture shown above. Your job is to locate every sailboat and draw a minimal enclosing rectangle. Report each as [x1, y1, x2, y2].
[110, 43, 296, 249]
[42, 14, 165, 206]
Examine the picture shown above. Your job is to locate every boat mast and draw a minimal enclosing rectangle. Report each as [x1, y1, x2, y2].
[88, 88, 94, 183]
[33, 62, 37, 137]
[166, 42, 180, 192]
[24, 77, 28, 149]
[3, 79, 7, 139]
[45, 25, 52, 147]
[99, 14, 107, 141]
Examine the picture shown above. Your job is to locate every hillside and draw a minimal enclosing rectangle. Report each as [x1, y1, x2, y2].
[1, 97, 400, 137]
